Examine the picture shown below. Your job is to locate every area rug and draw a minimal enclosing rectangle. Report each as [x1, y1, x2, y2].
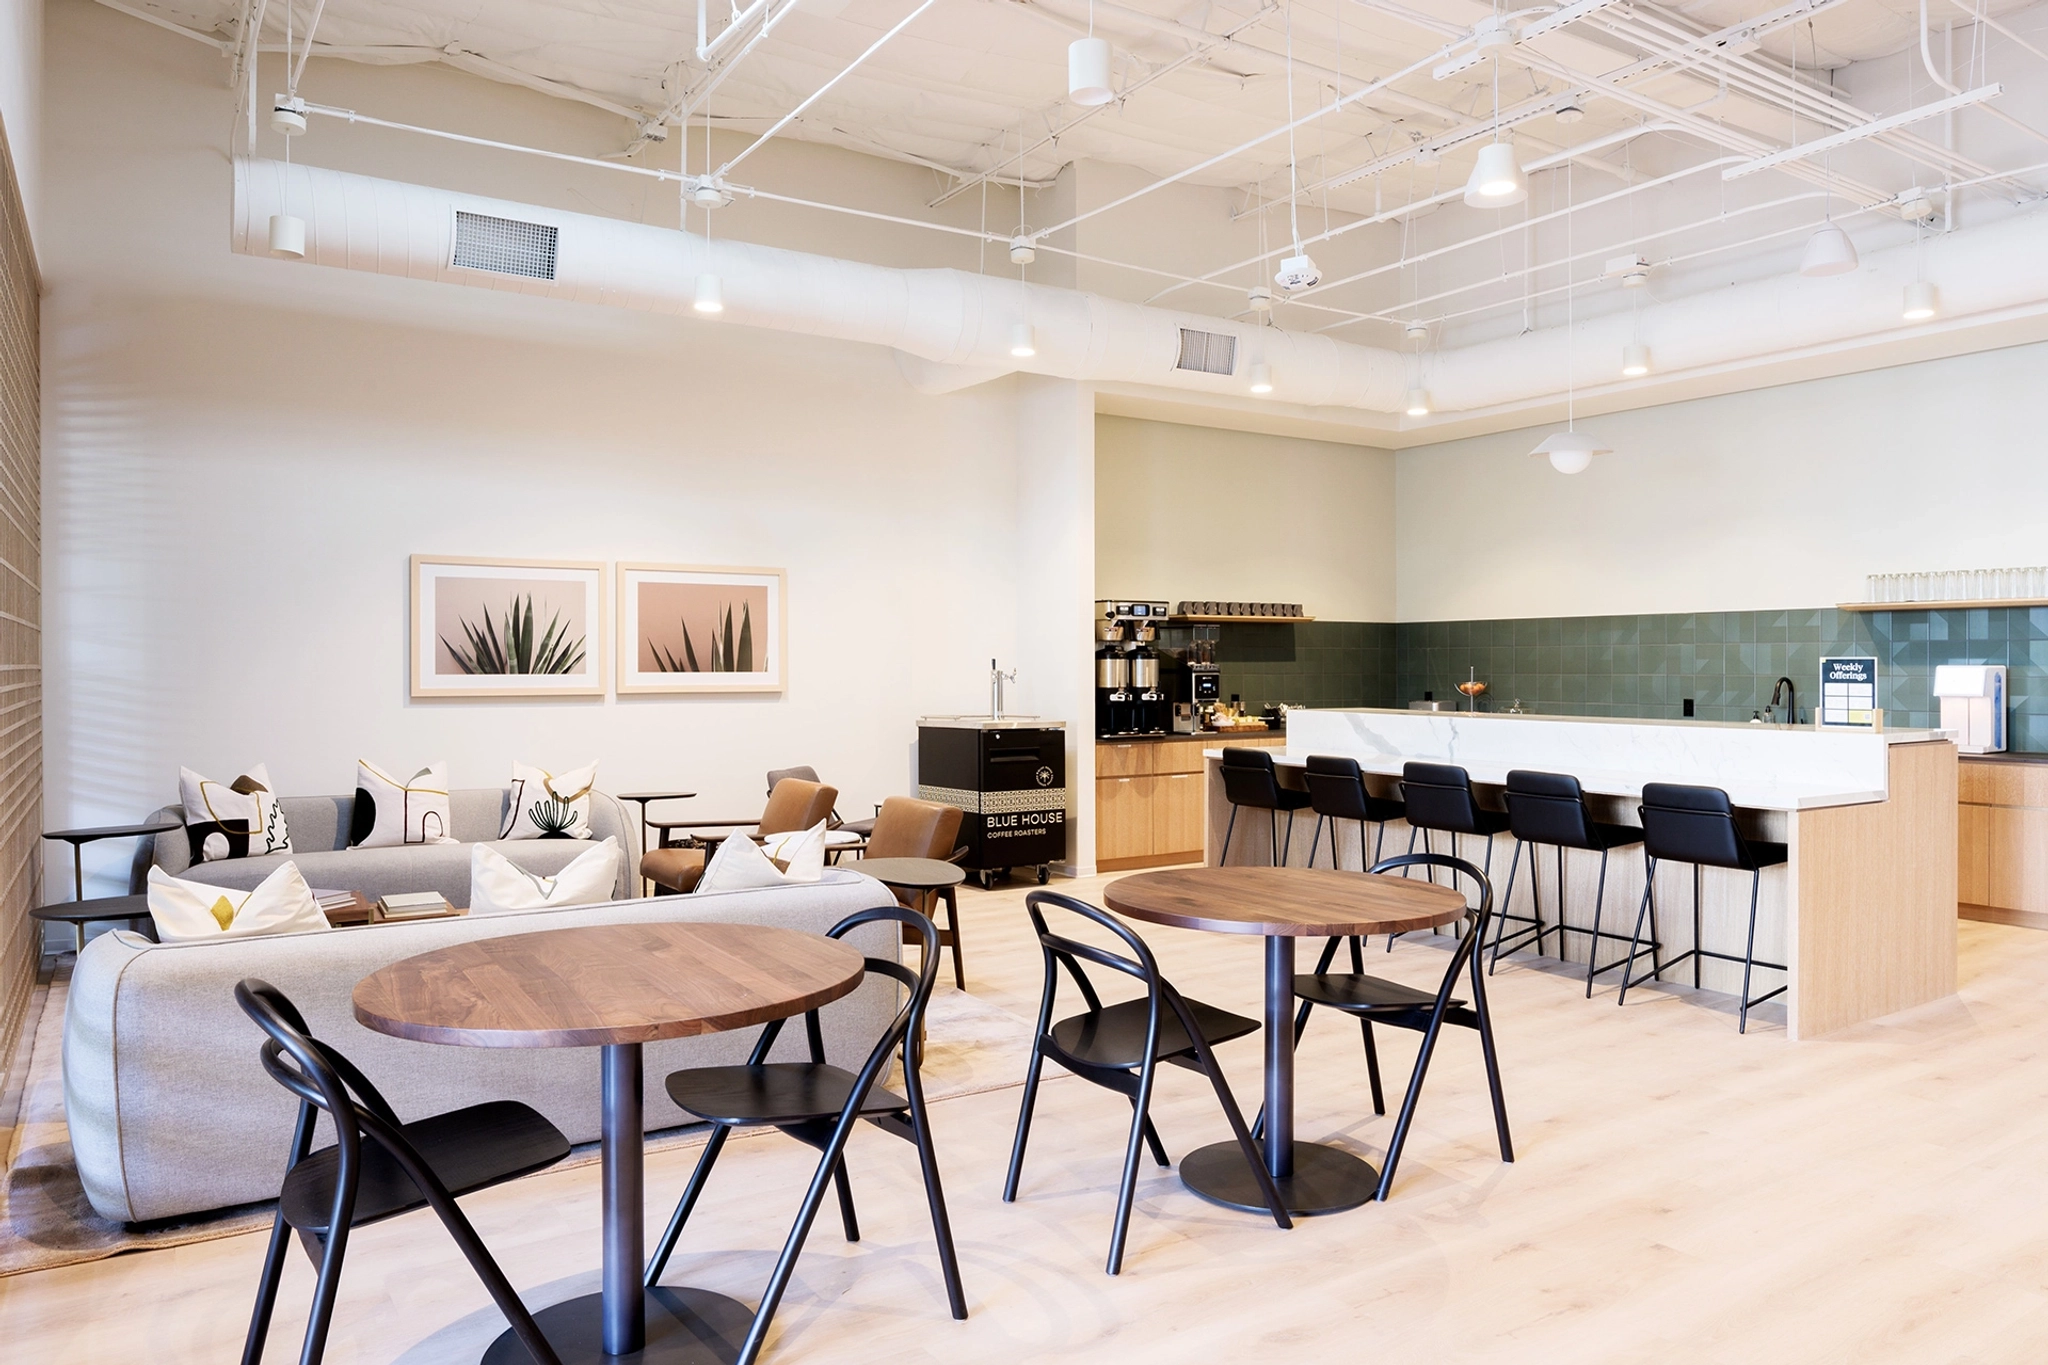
[0, 981, 1043, 1278]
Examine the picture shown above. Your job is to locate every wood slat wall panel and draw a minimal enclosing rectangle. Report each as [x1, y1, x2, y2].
[0, 117, 40, 1090]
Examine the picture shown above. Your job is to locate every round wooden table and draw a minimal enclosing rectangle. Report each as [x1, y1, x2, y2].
[354, 922, 866, 1365]
[1104, 866, 1468, 1216]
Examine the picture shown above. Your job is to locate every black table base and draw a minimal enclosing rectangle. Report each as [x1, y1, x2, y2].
[482, 1287, 752, 1365]
[1180, 1139, 1378, 1217]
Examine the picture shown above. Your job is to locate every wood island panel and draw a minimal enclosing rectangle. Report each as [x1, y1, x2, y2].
[1095, 736, 1287, 870]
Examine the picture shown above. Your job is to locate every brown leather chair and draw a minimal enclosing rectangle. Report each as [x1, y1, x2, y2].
[641, 778, 839, 894]
[858, 796, 968, 988]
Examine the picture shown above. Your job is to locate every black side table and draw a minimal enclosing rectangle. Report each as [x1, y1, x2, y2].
[847, 856, 969, 990]
[31, 893, 156, 954]
[618, 793, 697, 894]
[43, 820, 182, 902]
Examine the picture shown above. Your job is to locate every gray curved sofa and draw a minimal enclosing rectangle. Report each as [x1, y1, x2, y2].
[64, 869, 899, 1223]
[130, 787, 640, 905]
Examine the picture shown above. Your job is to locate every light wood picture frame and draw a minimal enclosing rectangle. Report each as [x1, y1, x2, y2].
[410, 555, 607, 699]
[617, 563, 787, 695]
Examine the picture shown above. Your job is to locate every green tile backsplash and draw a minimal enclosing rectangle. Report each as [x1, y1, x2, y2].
[1205, 608, 2048, 752]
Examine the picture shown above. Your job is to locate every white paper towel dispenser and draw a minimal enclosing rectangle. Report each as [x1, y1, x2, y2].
[1932, 664, 2006, 754]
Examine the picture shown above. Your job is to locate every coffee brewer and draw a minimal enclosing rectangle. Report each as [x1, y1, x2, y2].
[1095, 600, 1170, 737]
[1165, 625, 1221, 732]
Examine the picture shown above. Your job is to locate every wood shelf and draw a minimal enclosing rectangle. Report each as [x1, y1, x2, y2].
[1838, 599, 2048, 612]
[1168, 615, 1317, 624]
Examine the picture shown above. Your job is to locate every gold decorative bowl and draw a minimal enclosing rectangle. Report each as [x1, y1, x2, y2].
[1457, 680, 1488, 698]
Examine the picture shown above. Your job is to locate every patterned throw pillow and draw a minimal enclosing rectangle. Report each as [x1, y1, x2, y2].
[146, 861, 330, 943]
[500, 760, 599, 841]
[179, 764, 293, 863]
[350, 760, 457, 848]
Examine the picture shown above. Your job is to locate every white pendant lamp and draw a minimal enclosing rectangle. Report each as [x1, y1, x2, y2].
[1902, 280, 1938, 320]
[1009, 322, 1037, 358]
[1405, 388, 1432, 417]
[268, 213, 305, 258]
[1249, 362, 1274, 395]
[1069, 38, 1114, 105]
[1532, 429, 1611, 474]
[1800, 223, 1859, 277]
[693, 274, 724, 314]
[1621, 343, 1650, 378]
[1464, 141, 1528, 207]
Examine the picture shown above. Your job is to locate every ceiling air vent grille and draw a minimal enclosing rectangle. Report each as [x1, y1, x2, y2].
[451, 211, 559, 280]
[1175, 328, 1237, 376]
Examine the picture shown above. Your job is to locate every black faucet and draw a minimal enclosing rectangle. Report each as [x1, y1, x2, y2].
[1768, 676, 1796, 725]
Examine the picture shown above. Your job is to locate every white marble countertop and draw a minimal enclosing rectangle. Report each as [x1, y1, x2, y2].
[1204, 708, 1955, 812]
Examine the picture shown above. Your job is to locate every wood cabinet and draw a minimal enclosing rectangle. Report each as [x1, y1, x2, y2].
[1095, 735, 1284, 870]
[1959, 757, 2048, 928]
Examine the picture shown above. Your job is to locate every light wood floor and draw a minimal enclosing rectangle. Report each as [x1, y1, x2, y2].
[7, 870, 2048, 1363]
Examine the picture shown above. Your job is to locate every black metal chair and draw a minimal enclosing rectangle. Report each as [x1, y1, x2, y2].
[1286, 852, 1512, 1201]
[644, 907, 966, 1365]
[1618, 783, 1790, 1033]
[1492, 769, 1645, 991]
[234, 979, 569, 1365]
[1302, 754, 1407, 874]
[1219, 747, 1313, 866]
[1385, 761, 1509, 949]
[1003, 889, 1290, 1273]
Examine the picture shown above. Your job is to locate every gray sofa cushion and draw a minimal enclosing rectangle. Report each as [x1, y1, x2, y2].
[130, 787, 639, 903]
[64, 870, 898, 1224]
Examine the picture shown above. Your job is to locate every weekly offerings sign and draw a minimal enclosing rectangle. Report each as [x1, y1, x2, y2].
[1819, 657, 1880, 728]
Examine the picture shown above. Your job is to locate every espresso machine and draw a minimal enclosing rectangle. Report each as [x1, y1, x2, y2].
[1095, 600, 1170, 736]
[1165, 625, 1222, 732]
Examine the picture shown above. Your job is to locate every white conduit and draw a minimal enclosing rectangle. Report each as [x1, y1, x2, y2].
[234, 156, 2048, 415]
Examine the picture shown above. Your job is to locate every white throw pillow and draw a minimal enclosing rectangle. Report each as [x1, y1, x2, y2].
[755, 821, 828, 884]
[351, 760, 457, 848]
[470, 837, 622, 913]
[500, 760, 599, 841]
[179, 764, 293, 863]
[697, 823, 827, 894]
[146, 861, 330, 944]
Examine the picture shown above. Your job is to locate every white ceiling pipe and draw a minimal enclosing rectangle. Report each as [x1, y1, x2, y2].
[229, 157, 1408, 409]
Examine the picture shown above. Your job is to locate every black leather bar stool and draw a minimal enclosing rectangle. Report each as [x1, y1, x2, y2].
[1618, 783, 1789, 1033]
[1301, 755, 1407, 872]
[1393, 763, 1509, 944]
[1492, 770, 1644, 991]
[1219, 748, 1313, 866]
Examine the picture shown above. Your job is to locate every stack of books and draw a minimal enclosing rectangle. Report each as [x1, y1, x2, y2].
[314, 890, 373, 927]
[375, 891, 457, 922]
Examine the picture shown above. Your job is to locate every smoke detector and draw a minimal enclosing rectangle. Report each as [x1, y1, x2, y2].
[1275, 252, 1321, 292]
[1604, 254, 1652, 287]
[1554, 97, 1585, 125]
[1894, 187, 1938, 221]
[1009, 234, 1037, 266]
[1404, 321, 1429, 343]
[690, 177, 733, 208]
[269, 94, 307, 136]
[1247, 285, 1274, 313]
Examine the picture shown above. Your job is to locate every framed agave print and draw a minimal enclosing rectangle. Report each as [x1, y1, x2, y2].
[617, 563, 787, 695]
[410, 556, 606, 699]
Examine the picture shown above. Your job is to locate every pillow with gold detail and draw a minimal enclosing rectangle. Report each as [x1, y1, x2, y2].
[351, 759, 457, 848]
[470, 838, 623, 913]
[145, 861, 330, 944]
[500, 759, 599, 840]
[179, 763, 293, 863]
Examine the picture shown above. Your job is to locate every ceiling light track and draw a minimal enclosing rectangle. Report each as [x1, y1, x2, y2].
[1723, 86, 2003, 181]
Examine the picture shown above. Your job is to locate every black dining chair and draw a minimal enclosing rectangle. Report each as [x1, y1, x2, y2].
[1003, 889, 1290, 1274]
[1284, 852, 1513, 1201]
[234, 979, 569, 1365]
[1382, 761, 1508, 950]
[1492, 769, 1645, 990]
[1301, 754, 1408, 874]
[1618, 783, 1789, 1033]
[644, 907, 966, 1365]
[1219, 747, 1314, 866]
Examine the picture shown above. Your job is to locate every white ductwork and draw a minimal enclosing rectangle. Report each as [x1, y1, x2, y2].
[232, 157, 2048, 417]
[230, 156, 1407, 411]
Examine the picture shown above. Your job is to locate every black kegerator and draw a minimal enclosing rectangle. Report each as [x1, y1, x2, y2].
[916, 718, 1068, 887]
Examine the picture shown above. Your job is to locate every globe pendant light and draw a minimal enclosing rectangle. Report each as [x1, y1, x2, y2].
[1529, 160, 1609, 474]
[1799, 222, 1859, 277]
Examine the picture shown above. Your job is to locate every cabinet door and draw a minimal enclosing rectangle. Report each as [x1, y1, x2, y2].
[1153, 770, 1205, 858]
[1096, 776, 1153, 862]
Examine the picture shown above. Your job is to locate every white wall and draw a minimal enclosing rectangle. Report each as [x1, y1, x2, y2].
[1094, 414, 1395, 621]
[41, 0, 1096, 893]
[1394, 339, 2048, 621]
[0, 0, 38, 244]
